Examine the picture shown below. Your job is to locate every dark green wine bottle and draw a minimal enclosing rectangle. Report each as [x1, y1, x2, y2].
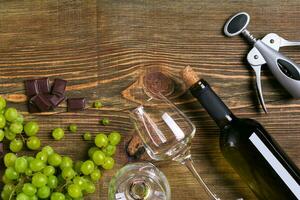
[189, 79, 300, 200]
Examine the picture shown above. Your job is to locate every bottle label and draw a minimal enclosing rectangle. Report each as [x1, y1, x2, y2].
[249, 133, 300, 198]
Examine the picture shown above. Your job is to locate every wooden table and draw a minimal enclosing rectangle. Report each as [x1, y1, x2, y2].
[1, 0, 300, 199]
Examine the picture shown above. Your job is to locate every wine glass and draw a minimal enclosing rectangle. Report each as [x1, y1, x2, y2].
[129, 94, 220, 200]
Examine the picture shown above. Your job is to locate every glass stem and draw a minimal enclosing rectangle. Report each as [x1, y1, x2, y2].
[183, 157, 221, 200]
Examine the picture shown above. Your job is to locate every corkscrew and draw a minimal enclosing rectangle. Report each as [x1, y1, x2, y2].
[224, 12, 300, 113]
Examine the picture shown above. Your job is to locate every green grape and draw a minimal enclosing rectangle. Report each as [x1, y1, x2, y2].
[90, 168, 101, 182]
[69, 124, 77, 133]
[0, 129, 4, 141]
[92, 150, 105, 166]
[16, 193, 29, 200]
[84, 181, 95, 194]
[0, 96, 6, 110]
[1, 191, 10, 200]
[102, 156, 115, 170]
[93, 100, 102, 108]
[67, 184, 82, 198]
[25, 156, 35, 163]
[10, 138, 23, 152]
[22, 183, 37, 196]
[4, 107, 18, 122]
[2, 174, 14, 184]
[62, 167, 75, 180]
[60, 156, 73, 169]
[52, 128, 64, 140]
[108, 131, 121, 145]
[37, 186, 50, 199]
[5, 129, 16, 140]
[28, 195, 38, 200]
[102, 144, 116, 156]
[3, 183, 15, 194]
[0, 114, 6, 128]
[73, 176, 85, 187]
[51, 192, 65, 200]
[42, 166, 56, 176]
[15, 157, 28, 173]
[74, 161, 83, 174]
[30, 159, 46, 172]
[4, 152, 17, 167]
[48, 153, 62, 166]
[5, 167, 19, 180]
[24, 121, 39, 136]
[14, 113, 24, 124]
[101, 118, 110, 126]
[47, 175, 58, 189]
[25, 168, 33, 176]
[83, 132, 92, 141]
[26, 136, 41, 150]
[88, 146, 99, 158]
[36, 151, 48, 163]
[32, 173, 47, 188]
[42, 145, 54, 156]
[9, 122, 23, 134]
[80, 160, 94, 175]
[94, 133, 108, 148]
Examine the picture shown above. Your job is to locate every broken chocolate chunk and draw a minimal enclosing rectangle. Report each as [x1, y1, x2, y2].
[67, 98, 85, 112]
[28, 102, 40, 113]
[31, 94, 52, 112]
[49, 95, 65, 107]
[52, 78, 67, 96]
[36, 78, 50, 94]
[25, 79, 38, 98]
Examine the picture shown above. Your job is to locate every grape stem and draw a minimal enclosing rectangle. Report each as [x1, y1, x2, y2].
[8, 176, 26, 200]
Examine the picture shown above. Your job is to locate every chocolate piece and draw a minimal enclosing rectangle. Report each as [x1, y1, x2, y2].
[36, 78, 50, 94]
[67, 98, 85, 111]
[31, 94, 52, 112]
[49, 95, 65, 107]
[25, 79, 38, 98]
[28, 103, 40, 113]
[143, 71, 175, 98]
[52, 79, 67, 96]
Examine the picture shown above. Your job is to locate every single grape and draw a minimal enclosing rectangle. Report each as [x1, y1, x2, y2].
[28, 195, 38, 200]
[67, 184, 82, 198]
[52, 128, 64, 140]
[101, 118, 110, 125]
[22, 183, 37, 196]
[32, 173, 47, 188]
[30, 158, 46, 172]
[4, 153, 17, 167]
[5, 167, 19, 180]
[25, 156, 35, 163]
[42, 166, 56, 176]
[60, 156, 73, 169]
[4, 129, 16, 140]
[83, 132, 92, 141]
[62, 167, 75, 180]
[47, 175, 58, 189]
[88, 146, 99, 158]
[90, 168, 101, 182]
[0, 96, 6, 110]
[93, 101, 102, 108]
[4, 107, 18, 122]
[16, 193, 29, 200]
[92, 150, 105, 166]
[9, 122, 23, 134]
[0, 114, 6, 128]
[102, 144, 116, 156]
[27, 136, 41, 150]
[36, 151, 48, 163]
[25, 168, 33, 176]
[51, 192, 65, 200]
[84, 181, 96, 194]
[80, 160, 94, 175]
[14, 113, 24, 124]
[69, 124, 77, 133]
[48, 153, 62, 167]
[15, 157, 28, 173]
[24, 121, 39, 136]
[0, 129, 4, 141]
[94, 133, 108, 148]
[9, 138, 23, 152]
[73, 176, 85, 187]
[42, 145, 54, 156]
[108, 131, 121, 145]
[37, 186, 50, 199]
[102, 156, 115, 170]
[74, 161, 83, 174]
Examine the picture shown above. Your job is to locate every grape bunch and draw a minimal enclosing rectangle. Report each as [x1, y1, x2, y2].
[0, 96, 41, 152]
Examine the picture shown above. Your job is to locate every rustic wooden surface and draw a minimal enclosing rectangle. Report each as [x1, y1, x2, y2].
[1, 0, 300, 199]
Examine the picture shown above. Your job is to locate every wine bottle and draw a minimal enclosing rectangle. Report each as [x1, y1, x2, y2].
[182, 66, 300, 200]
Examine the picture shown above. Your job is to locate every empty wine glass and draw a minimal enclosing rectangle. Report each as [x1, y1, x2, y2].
[129, 94, 220, 200]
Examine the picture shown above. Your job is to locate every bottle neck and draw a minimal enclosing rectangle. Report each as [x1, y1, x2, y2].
[190, 79, 236, 129]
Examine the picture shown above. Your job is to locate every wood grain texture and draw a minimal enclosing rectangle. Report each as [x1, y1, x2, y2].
[1, 0, 300, 199]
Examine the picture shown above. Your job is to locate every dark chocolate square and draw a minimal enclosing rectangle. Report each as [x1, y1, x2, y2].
[28, 103, 40, 113]
[36, 78, 50, 94]
[49, 94, 65, 107]
[31, 94, 52, 112]
[52, 78, 67, 96]
[24, 79, 38, 98]
[67, 98, 85, 112]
